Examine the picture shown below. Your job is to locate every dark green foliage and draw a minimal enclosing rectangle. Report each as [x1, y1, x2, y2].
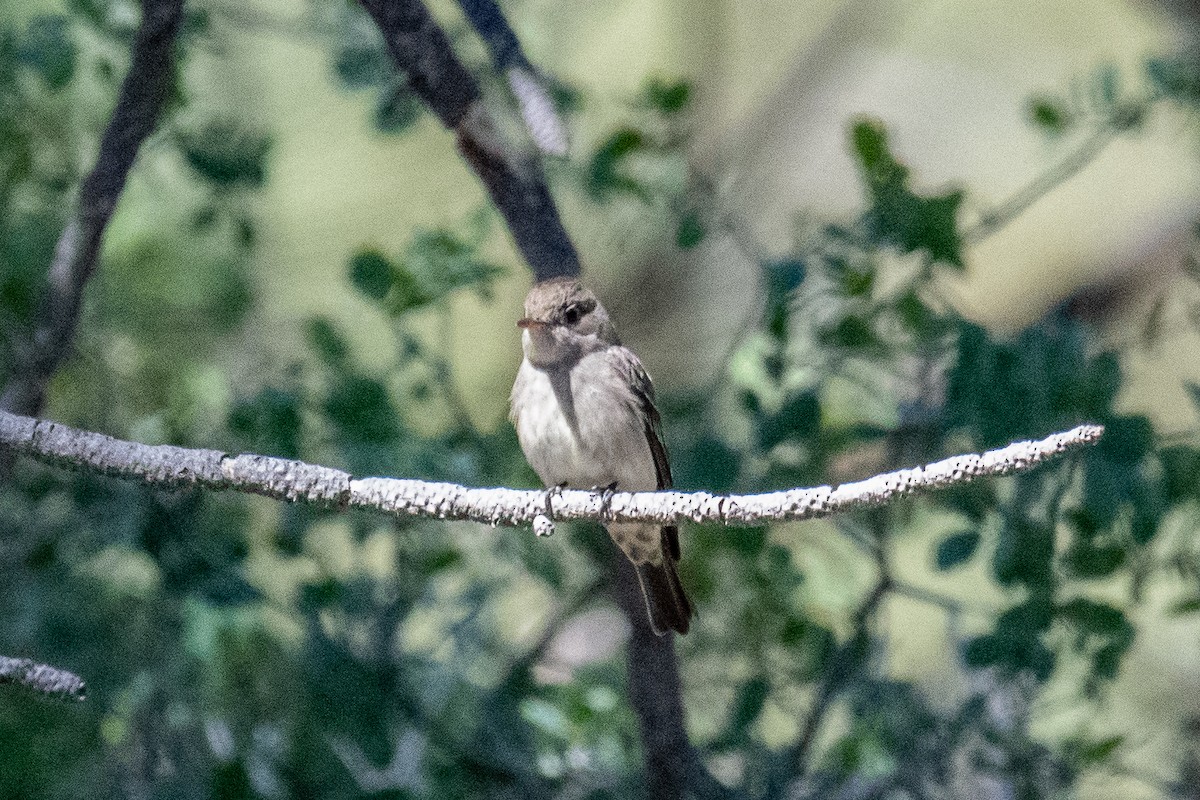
[228, 386, 303, 458]
[1148, 56, 1200, 103]
[587, 127, 651, 202]
[642, 78, 691, 114]
[756, 390, 820, 451]
[375, 81, 424, 134]
[335, 42, 392, 89]
[850, 118, 965, 267]
[348, 225, 505, 316]
[18, 15, 76, 90]
[935, 530, 980, 570]
[177, 120, 272, 187]
[675, 210, 705, 248]
[1029, 96, 1072, 133]
[350, 248, 395, 301]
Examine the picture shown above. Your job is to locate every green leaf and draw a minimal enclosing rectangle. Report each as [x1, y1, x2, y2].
[728, 526, 766, 556]
[1081, 352, 1121, 418]
[305, 317, 350, 365]
[722, 677, 768, 741]
[19, 15, 76, 90]
[399, 228, 505, 306]
[1093, 641, 1126, 682]
[757, 391, 820, 450]
[1147, 56, 1200, 102]
[514, 536, 565, 589]
[587, 127, 652, 202]
[227, 387, 302, 458]
[851, 119, 903, 184]
[935, 530, 980, 570]
[895, 290, 947, 339]
[676, 211, 705, 249]
[1028, 97, 1071, 133]
[1168, 596, 1200, 615]
[849, 118, 965, 267]
[349, 249, 394, 301]
[1094, 63, 1120, 108]
[765, 259, 806, 297]
[962, 633, 1001, 668]
[177, 120, 271, 187]
[334, 42, 390, 89]
[1185, 382, 1200, 414]
[1056, 598, 1128, 638]
[1062, 542, 1125, 578]
[992, 517, 1052, 589]
[643, 78, 690, 114]
[1064, 735, 1124, 766]
[819, 314, 881, 353]
[374, 83, 423, 134]
[324, 376, 400, 443]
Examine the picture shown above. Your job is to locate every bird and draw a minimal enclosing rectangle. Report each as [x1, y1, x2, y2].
[509, 277, 693, 635]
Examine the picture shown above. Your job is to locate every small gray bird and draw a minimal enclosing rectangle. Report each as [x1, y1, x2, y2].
[509, 277, 693, 635]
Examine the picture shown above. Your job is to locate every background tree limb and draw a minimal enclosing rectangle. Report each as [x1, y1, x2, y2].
[357, 0, 578, 281]
[0, 0, 184, 417]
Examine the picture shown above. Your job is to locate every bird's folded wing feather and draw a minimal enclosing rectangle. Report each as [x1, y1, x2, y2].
[606, 346, 682, 561]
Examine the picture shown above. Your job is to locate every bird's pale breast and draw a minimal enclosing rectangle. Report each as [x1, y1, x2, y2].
[511, 350, 657, 492]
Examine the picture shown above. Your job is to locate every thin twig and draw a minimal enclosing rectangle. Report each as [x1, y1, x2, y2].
[963, 126, 1116, 244]
[791, 515, 892, 774]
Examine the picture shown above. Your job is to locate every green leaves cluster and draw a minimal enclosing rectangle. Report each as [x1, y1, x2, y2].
[851, 119, 964, 267]
[348, 222, 505, 316]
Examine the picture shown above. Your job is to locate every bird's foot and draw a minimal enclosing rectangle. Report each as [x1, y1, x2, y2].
[591, 481, 619, 521]
[543, 482, 568, 518]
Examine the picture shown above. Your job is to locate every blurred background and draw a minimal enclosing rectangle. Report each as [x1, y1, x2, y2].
[3, 0, 1200, 796]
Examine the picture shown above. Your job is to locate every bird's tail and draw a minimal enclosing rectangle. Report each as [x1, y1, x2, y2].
[634, 547, 693, 636]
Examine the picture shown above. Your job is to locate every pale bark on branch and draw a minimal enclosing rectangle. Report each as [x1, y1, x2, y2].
[0, 409, 1103, 530]
[0, 655, 87, 700]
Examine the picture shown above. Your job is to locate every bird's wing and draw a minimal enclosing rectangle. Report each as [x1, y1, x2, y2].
[607, 346, 680, 563]
[607, 346, 672, 491]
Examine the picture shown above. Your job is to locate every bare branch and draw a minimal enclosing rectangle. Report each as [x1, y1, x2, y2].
[0, 0, 185, 416]
[507, 67, 568, 157]
[791, 514, 892, 776]
[0, 410, 1102, 529]
[356, 0, 578, 281]
[0, 656, 87, 701]
[455, 0, 568, 155]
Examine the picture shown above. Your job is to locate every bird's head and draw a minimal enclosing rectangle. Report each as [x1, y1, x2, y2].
[518, 278, 619, 367]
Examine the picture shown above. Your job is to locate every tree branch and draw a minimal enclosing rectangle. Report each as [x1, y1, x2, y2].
[455, 0, 567, 156]
[0, 0, 185, 417]
[356, 0, 577, 281]
[615, 556, 737, 799]
[790, 515, 892, 776]
[0, 655, 87, 700]
[0, 410, 1103, 529]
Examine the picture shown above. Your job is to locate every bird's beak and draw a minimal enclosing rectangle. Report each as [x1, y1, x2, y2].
[517, 318, 549, 330]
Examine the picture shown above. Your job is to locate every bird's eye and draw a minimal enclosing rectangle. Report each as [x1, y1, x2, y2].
[562, 304, 583, 325]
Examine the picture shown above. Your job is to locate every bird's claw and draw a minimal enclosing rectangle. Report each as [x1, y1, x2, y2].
[591, 481, 619, 520]
[543, 482, 567, 518]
